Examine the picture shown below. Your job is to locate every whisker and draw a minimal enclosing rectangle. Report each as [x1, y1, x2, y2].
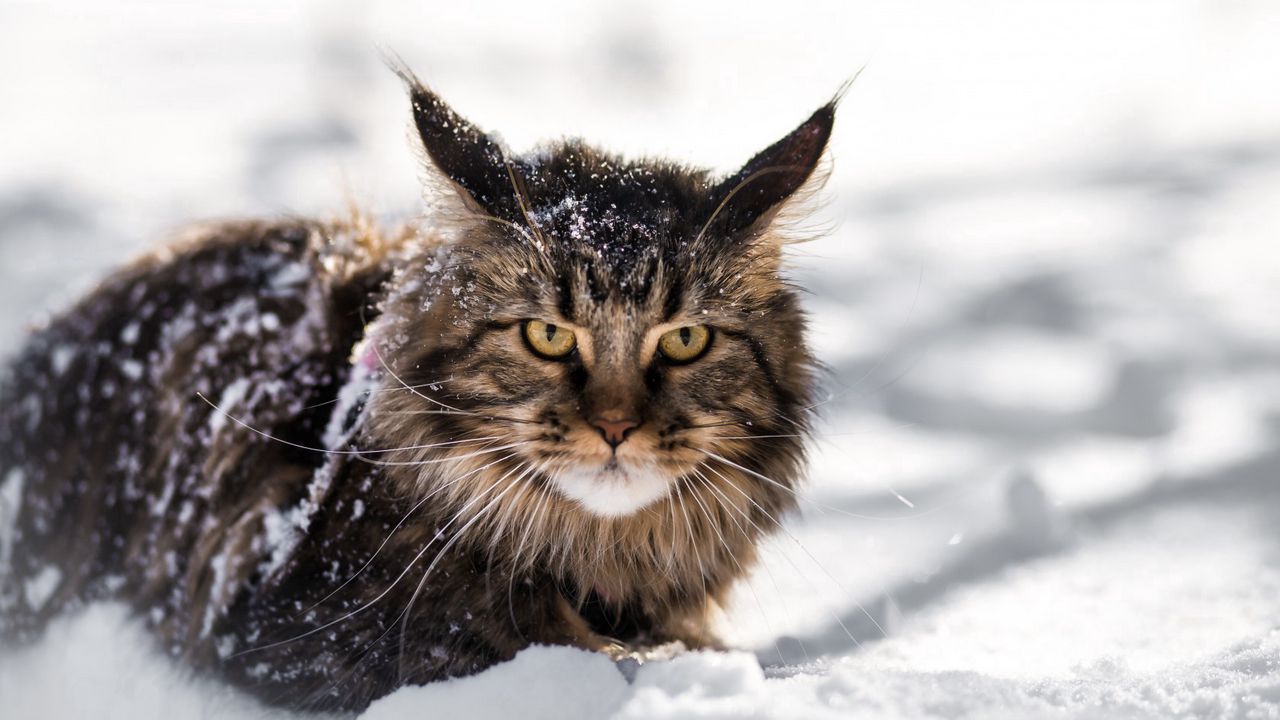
[701, 462, 886, 644]
[507, 482, 553, 640]
[672, 479, 710, 632]
[689, 469, 795, 664]
[295, 452, 517, 618]
[699, 472, 814, 664]
[367, 342, 482, 418]
[713, 434, 809, 441]
[379, 409, 543, 426]
[300, 378, 457, 411]
[353, 303, 499, 421]
[233, 455, 526, 658]
[709, 413, 931, 513]
[395, 463, 532, 680]
[683, 472, 735, 649]
[662, 487, 680, 578]
[325, 462, 531, 694]
[355, 441, 528, 467]
[379, 409, 477, 416]
[715, 428, 933, 443]
[196, 391, 499, 456]
[683, 419, 751, 431]
[700, 449, 931, 521]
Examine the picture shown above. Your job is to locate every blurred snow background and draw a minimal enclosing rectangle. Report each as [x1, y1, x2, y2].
[2, 0, 1279, 717]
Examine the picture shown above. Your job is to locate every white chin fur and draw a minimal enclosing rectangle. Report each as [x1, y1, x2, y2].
[550, 463, 672, 517]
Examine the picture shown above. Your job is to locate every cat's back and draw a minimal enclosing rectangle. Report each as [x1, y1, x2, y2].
[0, 217, 396, 640]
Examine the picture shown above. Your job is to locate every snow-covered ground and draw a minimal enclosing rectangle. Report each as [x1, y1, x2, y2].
[2, 1, 1279, 717]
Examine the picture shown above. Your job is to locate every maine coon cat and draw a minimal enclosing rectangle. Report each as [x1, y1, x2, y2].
[0, 65, 835, 711]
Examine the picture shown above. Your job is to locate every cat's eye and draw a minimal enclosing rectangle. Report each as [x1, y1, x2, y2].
[522, 320, 577, 359]
[657, 325, 712, 364]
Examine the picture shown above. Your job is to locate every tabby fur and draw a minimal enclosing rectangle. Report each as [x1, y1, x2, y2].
[0, 68, 835, 711]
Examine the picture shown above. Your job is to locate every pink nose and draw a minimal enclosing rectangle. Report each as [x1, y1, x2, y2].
[591, 413, 639, 448]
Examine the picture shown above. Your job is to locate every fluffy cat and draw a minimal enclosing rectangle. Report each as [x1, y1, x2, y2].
[0, 66, 834, 711]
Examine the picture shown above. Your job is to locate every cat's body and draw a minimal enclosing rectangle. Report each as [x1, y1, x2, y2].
[0, 70, 834, 711]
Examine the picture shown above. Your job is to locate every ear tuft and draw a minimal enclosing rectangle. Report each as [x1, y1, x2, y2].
[709, 101, 836, 235]
[389, 61, 520, 221]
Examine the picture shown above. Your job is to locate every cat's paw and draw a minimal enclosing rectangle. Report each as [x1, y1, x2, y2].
[609, 640, 691, 681]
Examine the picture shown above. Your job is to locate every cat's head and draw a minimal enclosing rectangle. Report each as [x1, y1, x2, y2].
[369, 70, 832, 597]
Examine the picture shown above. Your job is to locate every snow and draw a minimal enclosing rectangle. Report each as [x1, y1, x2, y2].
[0, 468, 23, 577]
[3, 0, 1280, 718]
[904, 330, 1114, 414]
[119, 358, 145, 381]
[362, 645, 632, 719]
[120, 321, 141, 345]
[202, 552, 232, 639]
[209, 379, 252, 435]
[257, 506, 304, 581]
[49, 345, 75, 376]
[23, 567, 61, 610]
[0, 604, 308, 720]
[320, 340, 380, 451]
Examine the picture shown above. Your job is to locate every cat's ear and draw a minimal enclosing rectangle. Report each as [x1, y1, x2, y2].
[394, 66, 521, 221]
[708, 101, 835, 236]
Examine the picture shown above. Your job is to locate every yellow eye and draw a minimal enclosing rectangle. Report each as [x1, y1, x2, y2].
[657, 325, 712, 363]
[523, 320, 577, 359]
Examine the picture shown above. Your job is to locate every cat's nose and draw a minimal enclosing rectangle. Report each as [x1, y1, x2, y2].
[590, 411, 640, 449]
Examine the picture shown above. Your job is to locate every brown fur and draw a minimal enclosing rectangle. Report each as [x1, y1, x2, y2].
[0, 73, 836, 711]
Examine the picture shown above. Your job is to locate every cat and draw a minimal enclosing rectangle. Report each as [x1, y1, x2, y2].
[0, 64, 835, 712]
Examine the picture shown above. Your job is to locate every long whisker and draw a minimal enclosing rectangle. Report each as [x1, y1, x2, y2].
[196, 391, 499, 456]
[295, 452, 517, 618]
[672, 479, 709, 632]
[395, 463, 532, 680]
[507, 482, 553, 640]
[684, 472, 737, 648]
[356, 309, 545, 431]
[702, 462, 866, 651]
[694, 469, 813, 663]
[689, 469, 795, 664]
[700, 449, 929, 522]
[683, 419, 752, 431]
[701, 461, 887, 643]
[713, 429, 932, 442]
[379, 409, 481, 416]
[325, 462, 530, 695]
[355, 441, 528, 467]
[299, 378, 457, 411]
[367, 342, 481, 418]
[353, 300, 503, 422]
[232, 454, 524, 658]
[662, 486, 680, 578]
[380, 408, 543, 426]
[706, 409, 924, 513]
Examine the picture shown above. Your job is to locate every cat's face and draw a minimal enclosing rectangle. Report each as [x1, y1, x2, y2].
[408, 156, 814, 517]
[373, 74, 830, 537]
